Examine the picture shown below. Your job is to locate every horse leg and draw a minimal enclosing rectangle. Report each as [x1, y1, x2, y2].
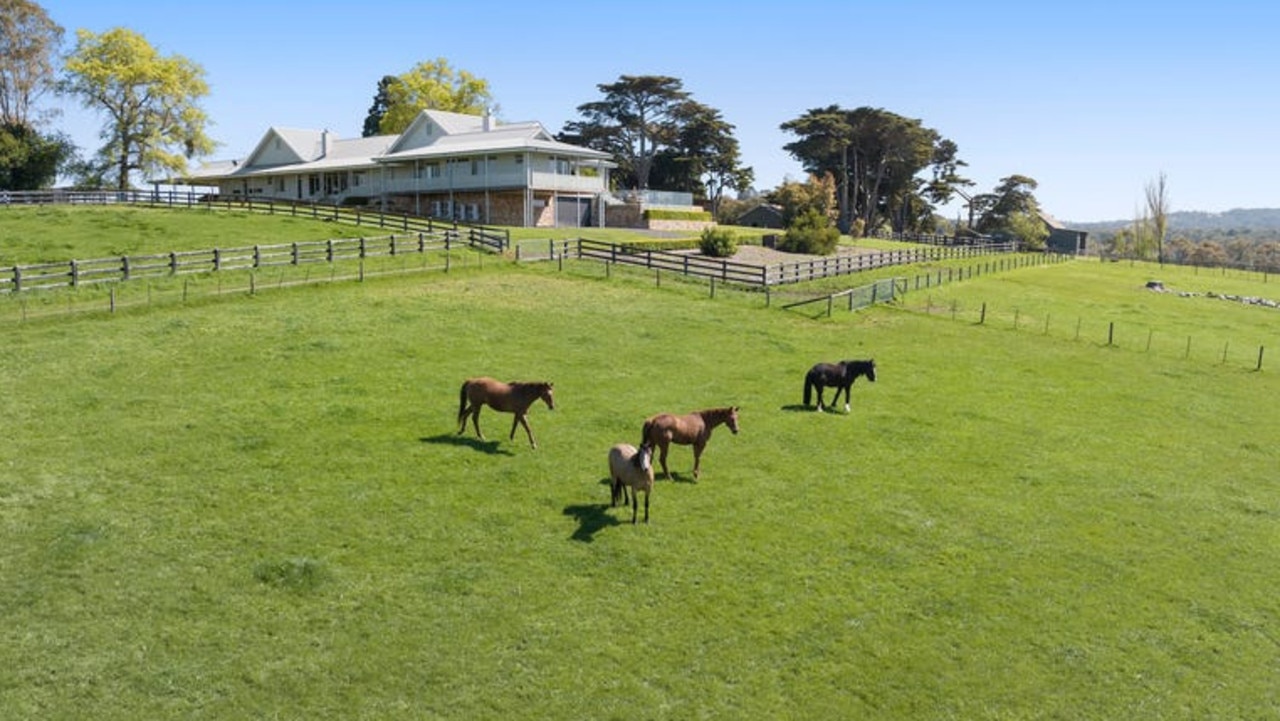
[469, 407, 485, 440]
[816, 386, 826, 413]
[842, 384, 852, 413]
[692, 442, 704, 480]
[457, 403, 470, 435]
[631, 492, 639, 524]
[657, 442, 672, 480]
[642, 489, 649, 524]
[513, 413, 537, 448]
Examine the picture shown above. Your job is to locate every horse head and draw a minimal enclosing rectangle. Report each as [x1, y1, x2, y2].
[635, 442, 653, 472]
[540, 382, 555, 410]
[725, 406, 740, 434]
[865, 359, 876, 382]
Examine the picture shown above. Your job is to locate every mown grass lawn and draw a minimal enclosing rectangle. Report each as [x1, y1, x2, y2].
[3, 249, 1278, 719]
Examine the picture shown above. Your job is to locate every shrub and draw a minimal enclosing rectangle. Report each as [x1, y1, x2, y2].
[699, 227, 738, 258]
[644, 208, 713, 221]
[779, 208, 840, 255]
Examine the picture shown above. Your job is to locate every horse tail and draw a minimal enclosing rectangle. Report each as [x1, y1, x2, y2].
[803, 373, 813, 406]
[457, 380, 470, 423]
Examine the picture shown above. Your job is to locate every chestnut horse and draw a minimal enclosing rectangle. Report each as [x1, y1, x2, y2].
[457, 377, 554, 448]
[641, 406, 740, 480]
[803, 359, 875, 413]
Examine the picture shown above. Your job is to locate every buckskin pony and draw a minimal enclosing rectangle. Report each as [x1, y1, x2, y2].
[609, 442, 654, 524]
[457, 377, 555, 448]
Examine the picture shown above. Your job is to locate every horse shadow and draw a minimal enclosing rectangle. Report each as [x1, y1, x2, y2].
[563, 502, 622, 542]
[779, 404, 817, 413]
[418, 433, 513, 456]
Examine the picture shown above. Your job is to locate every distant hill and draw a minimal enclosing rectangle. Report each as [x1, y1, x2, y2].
[1067, 208, 1280, 233]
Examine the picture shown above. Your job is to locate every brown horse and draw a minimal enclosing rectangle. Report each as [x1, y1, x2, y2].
[457, 377, 555, 448]
[641, 406, 740, 480]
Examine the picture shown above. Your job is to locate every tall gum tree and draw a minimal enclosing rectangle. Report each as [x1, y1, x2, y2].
[60, 27, 213, 190]
[782, 106, 956, 233]
[561, 75, 691, 191]
[0, 0, 63, 127]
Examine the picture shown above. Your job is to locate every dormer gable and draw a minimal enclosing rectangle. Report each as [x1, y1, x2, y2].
[386, 109, 500, 154]
[242, 127, 331, 168]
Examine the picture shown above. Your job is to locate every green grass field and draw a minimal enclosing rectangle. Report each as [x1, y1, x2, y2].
[2, 208, 1279, 719]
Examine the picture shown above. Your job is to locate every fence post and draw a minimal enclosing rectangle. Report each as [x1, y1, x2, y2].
[13, 265, 21, 292]
[122, 256, 131, 281]
[1108, 322, 1114, 346]
[71, 260, 79, 288]
[1221, 341, 1229, 364]
[1185, 336, 1192, 359]
[1258, 346, 1265, 371]
[980, 302, 986, 324]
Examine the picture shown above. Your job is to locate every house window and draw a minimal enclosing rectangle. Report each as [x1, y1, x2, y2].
[515, 155, 523, 165]
[427, 163, 441, 179]
[308, 174, 320, 195]
[352, 171, 364, 187]
[555, 157, 572, 175]
[275, 177, 285, 192]
[470, 158, 480, 175]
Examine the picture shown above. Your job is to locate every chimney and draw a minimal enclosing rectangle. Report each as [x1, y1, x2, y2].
[482, 109, 491, 132]
[321, 129, 329, 158]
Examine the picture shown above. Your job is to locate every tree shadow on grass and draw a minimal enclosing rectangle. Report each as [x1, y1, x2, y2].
[563, 501, 622, 542]
[418, 433, 513, 456]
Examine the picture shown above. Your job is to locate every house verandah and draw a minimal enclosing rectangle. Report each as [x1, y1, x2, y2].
[174, 109, 617, 228]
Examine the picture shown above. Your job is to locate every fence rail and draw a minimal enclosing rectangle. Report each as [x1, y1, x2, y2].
[565, 238, 1019, 288]
[0, 189, 511, 252]
[1, 232, 462, 293]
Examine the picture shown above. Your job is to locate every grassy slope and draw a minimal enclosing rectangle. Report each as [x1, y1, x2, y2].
[2, 247, 1278, 719]
[0, 206, 1274, 717]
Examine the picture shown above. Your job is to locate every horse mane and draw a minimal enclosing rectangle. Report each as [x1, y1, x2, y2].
[630, 446, 648, 469]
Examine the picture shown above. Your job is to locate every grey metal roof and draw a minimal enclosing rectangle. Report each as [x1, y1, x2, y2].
[184, 109, 613, 181]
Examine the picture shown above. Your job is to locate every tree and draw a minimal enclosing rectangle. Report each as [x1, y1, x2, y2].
[376, 59, 493, 135]
[561, 75, 690, 190]
[362, 75, 397, 137]
[766, 174, 837, 228]
[781, 106, 957, 233]
[973, 174, 1041, 235]
[0, 120, 74, 189]
[60, 28, 213, 191]
[647, 100, 752, 215]
[1144, 171, 1170, 264]
[0, 0, 63, 127]
[1005, 209, 1049, 250]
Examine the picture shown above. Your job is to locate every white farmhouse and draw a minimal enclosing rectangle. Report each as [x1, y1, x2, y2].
[179, 109, 617, 228]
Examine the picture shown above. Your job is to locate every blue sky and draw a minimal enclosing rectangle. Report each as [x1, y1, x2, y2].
[36, 0, 1279, 222]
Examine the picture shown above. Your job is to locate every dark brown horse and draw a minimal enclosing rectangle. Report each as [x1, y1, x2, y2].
[457, 377, 555, 448]
[641, 406, 739, 480]
[803, 359, 875, 413]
